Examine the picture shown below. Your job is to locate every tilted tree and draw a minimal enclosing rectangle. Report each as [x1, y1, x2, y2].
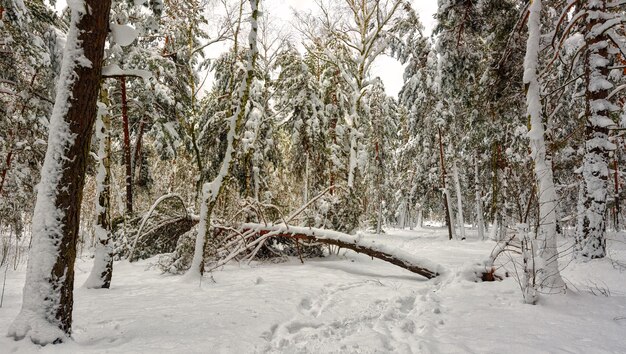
[187, 0, 261, 278]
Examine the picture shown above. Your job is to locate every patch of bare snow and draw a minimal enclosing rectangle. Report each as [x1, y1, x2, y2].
[1, 228, 625, 353]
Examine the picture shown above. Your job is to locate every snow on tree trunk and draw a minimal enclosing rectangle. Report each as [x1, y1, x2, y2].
[84, 98, 113, 289]
[186, 0, 260, 279]
[417, 207, 423, 229]
[397, 200, 407, 229]
[523, 0, 564, 292]
[519, 223, 538, 304]
[8, 0, 112, 344]
[453, 161, 465, 240]
[489, 218, 499, 241]
[576, 0, 615, 260]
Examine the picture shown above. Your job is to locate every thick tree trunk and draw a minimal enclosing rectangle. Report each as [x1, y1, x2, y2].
[8, 0, 111, 344]
[84, 94, 113, 289]
[576, 0, 614, 259]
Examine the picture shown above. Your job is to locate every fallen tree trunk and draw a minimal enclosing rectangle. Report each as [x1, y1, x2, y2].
[228, 223, 444, 279]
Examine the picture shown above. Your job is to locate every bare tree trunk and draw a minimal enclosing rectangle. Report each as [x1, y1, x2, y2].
[614, 157, 620, 231]
[8, 0, 111, 344]
[304, 155, 309, 203]
[438, 127, 454, 240]
[133, 115, 146, 183]
[453, 161, 466, 240]
[120, 76, 133, 215]
[376, 200, 383, 234]
[475, 155, 485, 240]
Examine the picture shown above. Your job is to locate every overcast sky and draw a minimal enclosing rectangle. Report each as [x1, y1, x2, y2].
[271, 0, 439, 97]
[54, 0, 438, 98]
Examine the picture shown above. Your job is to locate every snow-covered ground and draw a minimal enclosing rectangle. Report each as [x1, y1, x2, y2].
[1, 227, 625, 353]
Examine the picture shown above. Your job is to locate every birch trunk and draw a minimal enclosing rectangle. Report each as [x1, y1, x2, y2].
[187, 0, 260, 278]
[523, 0, 564, 292]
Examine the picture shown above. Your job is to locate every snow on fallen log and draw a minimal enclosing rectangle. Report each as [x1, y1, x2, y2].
[235, 223, 444, 279]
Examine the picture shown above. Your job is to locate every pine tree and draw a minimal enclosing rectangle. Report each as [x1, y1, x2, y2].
[274, 44, 327, 204]
[8, 0, 112, 344]
[0, 0, 62, 232]
[575, 0, 623, 259]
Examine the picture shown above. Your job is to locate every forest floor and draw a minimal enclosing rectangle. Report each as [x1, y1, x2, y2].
[1, 227, 625, 353]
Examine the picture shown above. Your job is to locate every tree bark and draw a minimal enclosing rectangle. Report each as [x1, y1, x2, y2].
[475, 155, 485, 240]
[8, 0, 111, 344]
[613, 158, 620, 231]
[453, 161, 465, 240]
[133, 116, 146, 183]
[438, 127, 454, 240]
[576, 0, 614, 259]
[120, 76, 133, 215]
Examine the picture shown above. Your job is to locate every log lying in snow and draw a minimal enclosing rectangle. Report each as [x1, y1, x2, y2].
[233, 223, 444, 279]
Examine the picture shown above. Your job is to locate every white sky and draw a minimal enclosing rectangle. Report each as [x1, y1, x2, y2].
[54, 0, 438, 98]
[269, 0, 439, 98]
